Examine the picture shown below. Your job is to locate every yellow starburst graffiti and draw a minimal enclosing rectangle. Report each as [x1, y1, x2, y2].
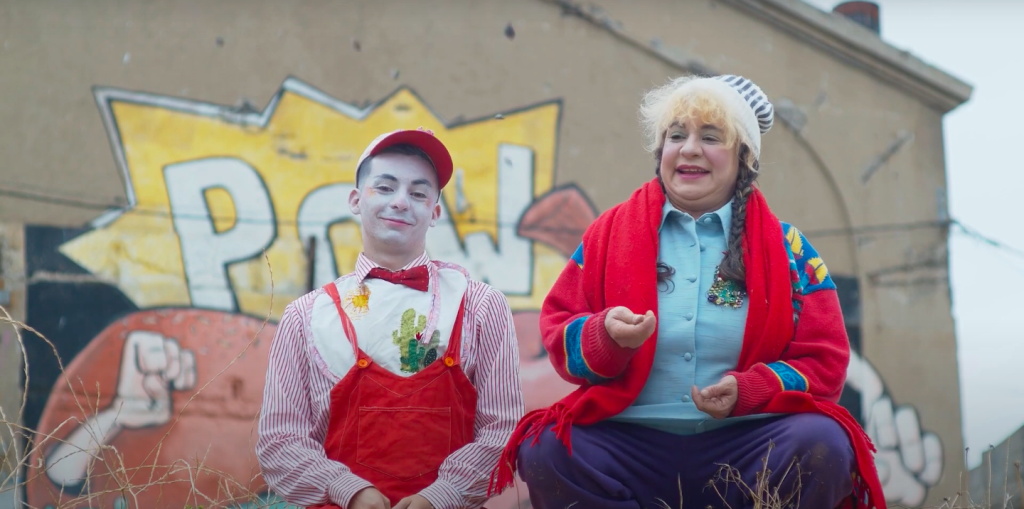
[61, 78, 564, 320]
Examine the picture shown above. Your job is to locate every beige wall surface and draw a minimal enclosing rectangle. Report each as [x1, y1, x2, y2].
[0, 0, 965, 507]
[0, 223, 26, 509]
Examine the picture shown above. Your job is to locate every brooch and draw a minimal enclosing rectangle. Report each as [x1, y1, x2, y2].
[707, 267, 745, 308]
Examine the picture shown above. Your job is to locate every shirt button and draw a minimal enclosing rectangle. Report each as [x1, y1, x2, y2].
[687, 276, 697, 283]
[684, 352, 693, 361]
[684, 313, 694, 321]
[682, 395, 691, 402]
[701, 217, 712, 224]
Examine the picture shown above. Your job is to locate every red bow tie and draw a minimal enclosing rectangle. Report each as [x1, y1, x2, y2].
[365, 265, 430, 292]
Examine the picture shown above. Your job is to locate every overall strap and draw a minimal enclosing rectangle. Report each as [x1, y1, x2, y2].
[442, 296, 468, 367]
[322, 283, 363, 361]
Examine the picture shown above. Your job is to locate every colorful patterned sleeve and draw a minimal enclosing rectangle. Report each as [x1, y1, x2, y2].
[540, 243, 636, 386]
[730, 223, 851, 415]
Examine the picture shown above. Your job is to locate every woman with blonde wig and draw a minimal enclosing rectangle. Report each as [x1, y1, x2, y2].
[489, 75, 886, 509]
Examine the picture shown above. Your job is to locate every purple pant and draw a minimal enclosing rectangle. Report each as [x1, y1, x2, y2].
[518, 414, 854, 509]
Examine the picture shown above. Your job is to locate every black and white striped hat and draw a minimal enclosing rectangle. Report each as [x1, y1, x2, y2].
[675, 74, 773, 157]
[714, 74, 774, 136]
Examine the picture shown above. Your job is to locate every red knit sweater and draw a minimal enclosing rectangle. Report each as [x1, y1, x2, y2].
[490, 179, 886, 509]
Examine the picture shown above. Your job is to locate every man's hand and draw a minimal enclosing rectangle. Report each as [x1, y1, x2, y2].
[604, 307, 656, 349]
[393, 494, 433, 509]
[692, 375, 738, 419]
[349, 487, 391, 509]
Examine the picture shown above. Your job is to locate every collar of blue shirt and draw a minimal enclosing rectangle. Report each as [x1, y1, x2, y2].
[660, 198, 734, 235]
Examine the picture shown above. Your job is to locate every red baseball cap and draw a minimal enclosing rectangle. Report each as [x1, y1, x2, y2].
[356, 127, 454, 189]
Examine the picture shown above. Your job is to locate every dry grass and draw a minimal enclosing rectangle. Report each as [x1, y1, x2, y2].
[0, 251, 284, 509]
[0, 249, 1021, 509]
[631, 442, 1024, 509]
[645, 442, 805, 509]
[0, 312, 284, 508]
[640, 447, 1024, 509]
[917, 445, 1024, 509]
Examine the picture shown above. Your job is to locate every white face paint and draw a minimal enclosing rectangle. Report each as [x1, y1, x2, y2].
[348, 153, 441, 266]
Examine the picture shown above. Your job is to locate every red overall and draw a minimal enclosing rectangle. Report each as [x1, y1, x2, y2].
[311, 282, 478, 508]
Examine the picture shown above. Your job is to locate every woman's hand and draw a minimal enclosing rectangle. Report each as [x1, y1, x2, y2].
[692, 375, 738, 419]
[604, 307, 657, 349]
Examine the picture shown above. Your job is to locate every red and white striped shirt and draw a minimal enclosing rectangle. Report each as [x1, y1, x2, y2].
[256, 252, 524, 509]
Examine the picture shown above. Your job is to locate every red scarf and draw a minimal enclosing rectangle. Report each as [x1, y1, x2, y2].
[490, 178, 886, 509]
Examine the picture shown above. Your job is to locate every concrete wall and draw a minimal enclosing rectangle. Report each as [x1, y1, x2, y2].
[970, 424, 1024, 509]
[0, 0, 964, 507]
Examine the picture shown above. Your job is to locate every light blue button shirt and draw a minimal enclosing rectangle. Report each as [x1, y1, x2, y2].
[608, 199, 772, 434]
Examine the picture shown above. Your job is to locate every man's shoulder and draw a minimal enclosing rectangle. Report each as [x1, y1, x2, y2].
[458, 277, 511, 316]
[464, 277, 502, 298]
[283, 275, 357, 316]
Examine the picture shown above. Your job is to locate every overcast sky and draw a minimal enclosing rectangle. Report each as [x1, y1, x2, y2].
[803, 0, 1024, 468]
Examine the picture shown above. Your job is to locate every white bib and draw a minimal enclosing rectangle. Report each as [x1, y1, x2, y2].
[311, 266, 469, 379]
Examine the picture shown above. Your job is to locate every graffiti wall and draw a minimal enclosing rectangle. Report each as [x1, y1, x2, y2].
[21, 79, 941, 508]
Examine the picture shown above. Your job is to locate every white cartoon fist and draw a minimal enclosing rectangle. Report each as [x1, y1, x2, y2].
[44, 331, 199, 487]
[113, 330, 197, 428]
[846, 350, 943, 507]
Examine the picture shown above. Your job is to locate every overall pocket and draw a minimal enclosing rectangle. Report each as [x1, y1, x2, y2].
[355, 406, 452, 480]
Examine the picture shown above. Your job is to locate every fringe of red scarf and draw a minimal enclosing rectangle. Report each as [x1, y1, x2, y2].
[488, 404, 575, 496]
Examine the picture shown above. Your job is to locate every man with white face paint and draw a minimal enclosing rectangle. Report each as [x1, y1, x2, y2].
[257, 128, 524, 509]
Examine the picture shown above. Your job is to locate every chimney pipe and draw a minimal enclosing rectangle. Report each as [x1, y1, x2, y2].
[833, 1, 880, 35]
